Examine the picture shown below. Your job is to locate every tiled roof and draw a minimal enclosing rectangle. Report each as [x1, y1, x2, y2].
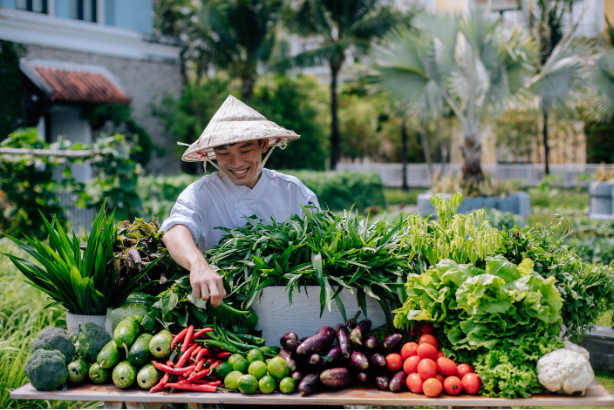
[20, 59, 130, 105]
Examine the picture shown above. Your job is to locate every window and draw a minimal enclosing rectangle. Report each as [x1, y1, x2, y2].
[16, 0, 48, 13]
[70, 0, 96, 22]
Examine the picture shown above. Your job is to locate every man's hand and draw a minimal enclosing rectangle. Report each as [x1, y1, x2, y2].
[190, 262, 227, 307]
[162, 225, 227, 306]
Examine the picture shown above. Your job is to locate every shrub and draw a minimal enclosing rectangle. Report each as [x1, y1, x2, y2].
[283, 170, 387, 212]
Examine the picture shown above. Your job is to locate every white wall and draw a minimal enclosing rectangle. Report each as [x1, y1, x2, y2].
[50, 105, 92, 181]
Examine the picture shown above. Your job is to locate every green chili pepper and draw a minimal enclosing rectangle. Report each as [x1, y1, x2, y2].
[220, 302, 250, 316]
[236, 333, 265, 346]
[204, 340, 243, 354]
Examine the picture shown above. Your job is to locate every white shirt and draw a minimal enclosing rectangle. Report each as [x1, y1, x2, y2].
[160, 168, 319, 251]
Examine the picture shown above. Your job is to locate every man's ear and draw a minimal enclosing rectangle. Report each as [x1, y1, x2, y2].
[260, 139, 270, 152]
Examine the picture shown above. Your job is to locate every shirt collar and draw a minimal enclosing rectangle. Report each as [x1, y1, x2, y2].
[218, 168, 269, 199]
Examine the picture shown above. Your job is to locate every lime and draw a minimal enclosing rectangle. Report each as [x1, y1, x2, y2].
[224, 370, 244, 390]
[233, 357, 250, 374]
[279, 377, 296, 394]
[267, 356, 290, 380]
[265, 358, 272, 366]
[246, 349, 264, 363]
[228, 353, 245, 366]
[237, 374, 259, 395]
[259, 374, 277, 394]
[215, 361, 234, 380]
[248, 360, 268, 380]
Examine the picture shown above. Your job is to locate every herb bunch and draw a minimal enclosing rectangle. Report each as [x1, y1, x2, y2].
[207, 208, 413, 323]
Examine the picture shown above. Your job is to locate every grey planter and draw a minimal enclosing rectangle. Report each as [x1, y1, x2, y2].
[589, 181, 614, 220]
[417, 192, 531, 218]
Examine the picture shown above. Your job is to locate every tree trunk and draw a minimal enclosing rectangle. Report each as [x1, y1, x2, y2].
[461, 136, 483, 183]
[241, 74, 255, 103]
[420, 128, 433, 179]
[542, 104, 550, 175]
[401, 117, 409, 191]
[329, 62, 341, 170]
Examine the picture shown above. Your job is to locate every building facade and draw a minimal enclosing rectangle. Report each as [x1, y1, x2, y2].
[0, 0, 184, 175]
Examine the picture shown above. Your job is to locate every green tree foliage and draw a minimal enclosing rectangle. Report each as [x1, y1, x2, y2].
[251, 75, 328, 170]
[287, 0, 405, 170]
[0, 129, 67, 239]
[0, 41, 26, 140]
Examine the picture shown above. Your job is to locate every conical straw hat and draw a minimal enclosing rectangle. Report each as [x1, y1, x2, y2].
[181, 95, 300, 162]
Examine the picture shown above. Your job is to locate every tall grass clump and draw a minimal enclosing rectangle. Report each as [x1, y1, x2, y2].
[0, 238, 100, 409]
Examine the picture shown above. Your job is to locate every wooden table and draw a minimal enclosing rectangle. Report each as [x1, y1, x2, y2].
[10, 380, 614, 408]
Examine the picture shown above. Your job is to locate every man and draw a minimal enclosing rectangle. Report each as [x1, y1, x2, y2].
[161, 95, 319, 308]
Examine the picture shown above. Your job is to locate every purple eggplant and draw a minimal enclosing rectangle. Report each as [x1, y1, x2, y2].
[334, 324, 351, 359]
[292, 371, 304, 382]
[349, 319, 372, 345]
[298, 336, 309, 343]
[375, 375, 390, 391]
[296, 327, 335, 355]
[280, 331, 298, 348]
[321, 346, 342, 364]
[382, 333, 403, 351]
[346, 311, 361, 330]
[279, 348, 297, 371]
[350, 350, 369, 371]
[365, 336, 379, 351]
[309, 353, 321, 366]
[357, 371, 370, 385]
[285, 338, 300, 353]
[320, 367, 354, 389]
[389, 371, 407, 392]
[370, 352, 387, 368]
[298, 373, 321, 396]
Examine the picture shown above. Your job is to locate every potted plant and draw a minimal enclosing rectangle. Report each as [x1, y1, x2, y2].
[4, 208, 157, 334]
[589, 164, 614, 220]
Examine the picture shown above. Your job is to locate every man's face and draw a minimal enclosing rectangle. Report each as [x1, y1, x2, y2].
[213, 139, 269, 188]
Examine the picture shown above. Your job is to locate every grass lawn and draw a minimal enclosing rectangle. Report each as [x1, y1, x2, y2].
[384, 188, 425, 206]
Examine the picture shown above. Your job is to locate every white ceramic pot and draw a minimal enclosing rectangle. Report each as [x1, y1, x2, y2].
[250, 286, 389, 346]
[65, 311, 108, 335]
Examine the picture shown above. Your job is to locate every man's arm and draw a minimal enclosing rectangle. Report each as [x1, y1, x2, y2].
[162, 225, 226, 306]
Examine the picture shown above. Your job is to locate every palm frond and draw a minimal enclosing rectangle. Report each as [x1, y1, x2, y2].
[587, 49, 614, 121]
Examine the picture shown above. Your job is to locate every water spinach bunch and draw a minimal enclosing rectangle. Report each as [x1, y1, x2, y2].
[207, 208, 413, 323]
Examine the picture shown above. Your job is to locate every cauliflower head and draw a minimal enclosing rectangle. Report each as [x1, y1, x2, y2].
[32, 327, 75, 364]
[537, 344, 594, 395]
[72, 322, 111, 363]
[25, 349, 69, 391]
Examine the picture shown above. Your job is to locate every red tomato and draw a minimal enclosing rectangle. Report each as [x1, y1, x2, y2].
[418, 334, 439, 350]
[406, 373, 423, 393]
[462, 373, 482, 395]
[435, 373, 445, 383]
[417, 343, 438, 361]
[422, 378, 443, 397]
[436, 357, 457, 376]
[401, 342, 419, 360]
[437, 351, 445, 358]
[417, 358, 437, 379]
[403, 355, 421, 374]
[386, 353, 403, 372]
[444, 375, 463, 396]
[457, 363, 473, 378]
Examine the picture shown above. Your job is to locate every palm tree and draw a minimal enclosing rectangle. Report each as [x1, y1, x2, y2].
[287, 0, 405, 170]
[528, 0, 589, 175]
[200, 0, 284, 102]
[589, 50, 614, 120]
[371, 10, 535, 182]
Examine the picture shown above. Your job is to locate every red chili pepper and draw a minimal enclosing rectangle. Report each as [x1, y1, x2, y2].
[171, 328, 189, 349]
[207, 380, 222, 387]
[149, 373, 170, 393]
[176, 344, 198, 368]
[152, 361, 195, 375]
[181, 325, 194, 353]
[166, 383, 217, 392]
[216, 352, 231, 359]
[195, 348, 213, 362]
[187, 368, 210, 382]
[194, 358, 206, 373]
[191, 328, 213, 341]
[210, 360, 222, 370]
[166, 360, 174, 367]
[191, 346, 203, 358]
[183, 370, 193, 378]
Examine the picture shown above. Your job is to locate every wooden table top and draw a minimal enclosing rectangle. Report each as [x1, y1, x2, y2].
[11, 380, 614, 407]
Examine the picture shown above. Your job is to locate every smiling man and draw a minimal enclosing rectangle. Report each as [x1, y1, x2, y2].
[161, 95, 319, 306]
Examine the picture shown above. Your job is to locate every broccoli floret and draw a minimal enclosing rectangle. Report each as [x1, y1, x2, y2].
[72, 323, 111, 363]
[32, 327, 75, 364]
[24, 350, 68, 391]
